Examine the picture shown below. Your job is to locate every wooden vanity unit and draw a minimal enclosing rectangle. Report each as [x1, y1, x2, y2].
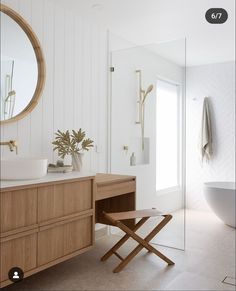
[0, 173, 95, 288]
[0, 173, 136, 288]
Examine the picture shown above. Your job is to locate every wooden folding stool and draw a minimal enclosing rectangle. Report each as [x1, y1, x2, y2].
[101, 208, 175, 273]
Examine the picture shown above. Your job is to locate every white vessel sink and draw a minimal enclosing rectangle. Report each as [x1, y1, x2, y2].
[1, 157, 48, 180]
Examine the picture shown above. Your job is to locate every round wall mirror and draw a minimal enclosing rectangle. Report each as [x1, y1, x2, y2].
[0, 4, 45, 124]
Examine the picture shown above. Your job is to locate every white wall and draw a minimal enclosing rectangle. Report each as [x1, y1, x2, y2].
[1, 0, 108, 172]
[186, 61, 235, 210]
[110, 42, 185, 212]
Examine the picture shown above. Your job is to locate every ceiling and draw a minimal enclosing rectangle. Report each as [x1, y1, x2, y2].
[51, 0, 235, 66]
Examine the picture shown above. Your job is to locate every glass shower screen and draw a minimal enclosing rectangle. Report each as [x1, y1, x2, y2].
[109, 37, 186, 250]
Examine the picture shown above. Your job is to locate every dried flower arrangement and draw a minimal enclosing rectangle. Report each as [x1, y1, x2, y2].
[52, 129, 94, 159]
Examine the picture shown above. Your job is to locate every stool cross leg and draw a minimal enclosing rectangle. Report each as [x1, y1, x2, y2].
[101, 209, 175, 273]
[101, 217, 149, 262]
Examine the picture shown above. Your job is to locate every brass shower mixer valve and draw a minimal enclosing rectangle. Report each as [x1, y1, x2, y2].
[123, 145, 129, 154]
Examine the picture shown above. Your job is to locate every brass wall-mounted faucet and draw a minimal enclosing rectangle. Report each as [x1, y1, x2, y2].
[0, 140, 18, 154]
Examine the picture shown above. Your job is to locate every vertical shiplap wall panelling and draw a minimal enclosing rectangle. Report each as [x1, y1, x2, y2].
[2, 0, 108, 171]
[30, 0, 44, 156]
[17, 0, 31, 156]
[72, 15, 83, 168]
[93, 26, 100, 172]
[64, 10, 74, 131]
[1, 1, 18, 18]
[81, 20, 92, 170]
[53, 5, 65, 163]
[98, 29, 109, 172]
[63, 9, 74, 165]
[41, 0, 54, 162]
[1, 0, 19, 158]
[88, 22, 94, 171]
[90, 24, 98, 172]
[73, 17, 84, 130]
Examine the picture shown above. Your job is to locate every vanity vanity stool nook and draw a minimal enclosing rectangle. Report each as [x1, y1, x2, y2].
[0, 173, 136, 287]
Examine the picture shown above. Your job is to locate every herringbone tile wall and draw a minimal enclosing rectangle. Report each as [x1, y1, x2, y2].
[186, 61, 235, 210]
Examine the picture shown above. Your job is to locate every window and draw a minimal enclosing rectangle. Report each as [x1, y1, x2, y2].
[156, 79, 180, 192]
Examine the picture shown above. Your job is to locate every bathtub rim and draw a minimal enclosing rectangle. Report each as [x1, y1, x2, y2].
[204, 181, 235, 190]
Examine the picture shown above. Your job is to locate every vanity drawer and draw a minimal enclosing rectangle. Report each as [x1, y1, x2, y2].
[38, 215, 93, 266]
[0, 232, 37, 282]
[0, 189, 37, 234]
[38, 180, 93, 223]
[96, 180, 136, 201]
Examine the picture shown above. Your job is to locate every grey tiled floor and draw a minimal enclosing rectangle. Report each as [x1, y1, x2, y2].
[3, 210, 235, 291]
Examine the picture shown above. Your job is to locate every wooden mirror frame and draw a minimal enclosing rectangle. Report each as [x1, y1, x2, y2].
[0, 4, 45, 124]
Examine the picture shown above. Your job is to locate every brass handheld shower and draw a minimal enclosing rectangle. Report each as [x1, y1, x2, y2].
[135, 70, 154, 150]
[142, 84, 154, 104]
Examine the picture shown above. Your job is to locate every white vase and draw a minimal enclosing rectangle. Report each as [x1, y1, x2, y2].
[71, 153, 83, 171]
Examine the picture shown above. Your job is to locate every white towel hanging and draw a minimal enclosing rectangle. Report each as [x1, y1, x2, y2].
[199, 97, 213, 162]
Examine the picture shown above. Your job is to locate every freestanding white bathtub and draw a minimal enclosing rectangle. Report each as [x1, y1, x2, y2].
[204, 182, 236, 228]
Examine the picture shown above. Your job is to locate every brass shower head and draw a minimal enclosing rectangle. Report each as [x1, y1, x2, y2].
[142, 84, 154, 103]
[145, 84, 153, 95]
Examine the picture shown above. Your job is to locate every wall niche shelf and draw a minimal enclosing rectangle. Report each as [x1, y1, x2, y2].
[129, 137, 150, 166]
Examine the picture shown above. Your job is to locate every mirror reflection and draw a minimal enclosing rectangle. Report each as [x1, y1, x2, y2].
[0, 12, 38, 121]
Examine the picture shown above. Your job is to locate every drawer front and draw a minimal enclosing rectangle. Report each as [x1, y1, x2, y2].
[0, 233, 37, 282]
[0, 189, 37, 233]
[38, 215, 93, 266]
[96, 180, 136, 201]
[38, 180, 92, 223]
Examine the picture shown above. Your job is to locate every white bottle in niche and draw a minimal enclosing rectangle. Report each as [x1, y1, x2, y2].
[130, 152, 136, 166]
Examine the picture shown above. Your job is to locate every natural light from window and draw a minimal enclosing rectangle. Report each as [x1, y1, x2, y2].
[156, 79, 179, 191]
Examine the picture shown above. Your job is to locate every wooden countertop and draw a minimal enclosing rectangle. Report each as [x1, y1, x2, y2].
[0, 173, 136, 192]
[0, 172, 95, 191]
[95, 173, 136, 201]
[95, 173, 136, 186]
